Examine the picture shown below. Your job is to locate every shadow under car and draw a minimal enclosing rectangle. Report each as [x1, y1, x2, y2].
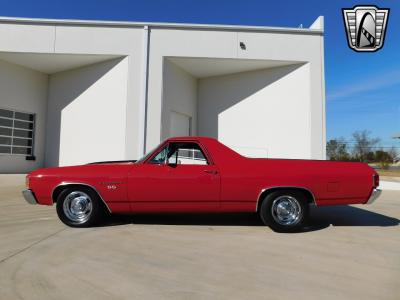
[99, 205, 399, 231]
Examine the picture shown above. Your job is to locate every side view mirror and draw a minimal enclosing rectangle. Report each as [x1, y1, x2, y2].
[167, 152, 178, 166]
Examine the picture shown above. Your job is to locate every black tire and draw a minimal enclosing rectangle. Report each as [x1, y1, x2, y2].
[56, 186, 106, 227]
[259, 190, 308, 232]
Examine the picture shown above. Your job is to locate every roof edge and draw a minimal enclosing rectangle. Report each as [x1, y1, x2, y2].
[0, 16, 324, 34]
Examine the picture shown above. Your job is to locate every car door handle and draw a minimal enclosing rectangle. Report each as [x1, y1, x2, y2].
[204, 169, 218, 174]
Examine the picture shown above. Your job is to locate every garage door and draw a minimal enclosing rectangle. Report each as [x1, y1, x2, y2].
[170, 111, 191, 137]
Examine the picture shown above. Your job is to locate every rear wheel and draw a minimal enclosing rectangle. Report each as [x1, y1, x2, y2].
[259, 190, 308, 232]
[56, 187, 105, 227]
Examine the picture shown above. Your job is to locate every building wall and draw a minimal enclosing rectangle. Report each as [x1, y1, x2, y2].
[0, 19, 325, 173]
[198, 64, 311, 159]
[146, 27, 325, 159]
[46, 58, 129, 166]
[147, 28, 237, 151]
[161, 59, 197, 140]
[0, 22, 145, 161]
[235, 31, 325, 159]
[0, 59, 48, 173]
[52, 25, 145, 160]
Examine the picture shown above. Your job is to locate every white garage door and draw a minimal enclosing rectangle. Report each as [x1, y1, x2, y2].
[170, 111, 191, 137]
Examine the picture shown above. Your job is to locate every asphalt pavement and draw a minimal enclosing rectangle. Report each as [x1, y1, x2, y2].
[0, 175, 399, 300]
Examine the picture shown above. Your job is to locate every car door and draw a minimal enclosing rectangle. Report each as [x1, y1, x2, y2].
[128, 141, 220, 212]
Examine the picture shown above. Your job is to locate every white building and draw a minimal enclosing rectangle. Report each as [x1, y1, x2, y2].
[0, 16, 325, 173]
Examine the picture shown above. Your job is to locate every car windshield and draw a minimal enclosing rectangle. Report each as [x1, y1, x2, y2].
[135, 145, 159, 163]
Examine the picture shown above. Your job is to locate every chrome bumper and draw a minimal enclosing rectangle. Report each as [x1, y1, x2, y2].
[22, 189, 38, 205]
[366, 188, 382, 205]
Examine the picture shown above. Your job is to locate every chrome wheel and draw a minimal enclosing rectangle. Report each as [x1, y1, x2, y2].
[271, 195, 302, 226]
[62, 191, 93, 224]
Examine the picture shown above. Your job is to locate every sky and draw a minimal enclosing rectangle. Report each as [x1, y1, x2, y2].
[1, 0, 399, 148]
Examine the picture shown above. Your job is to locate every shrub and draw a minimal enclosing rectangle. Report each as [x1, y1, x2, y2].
[378, 161, 390, 170]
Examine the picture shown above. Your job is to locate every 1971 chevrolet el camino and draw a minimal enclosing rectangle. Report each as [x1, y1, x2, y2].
[23, 137, 381, 231]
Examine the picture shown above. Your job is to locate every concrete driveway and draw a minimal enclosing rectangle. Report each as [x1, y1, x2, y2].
[0, 175, 399, 300]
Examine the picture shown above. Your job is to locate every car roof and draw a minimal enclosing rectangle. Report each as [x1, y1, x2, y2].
[166, 136, 218, 143]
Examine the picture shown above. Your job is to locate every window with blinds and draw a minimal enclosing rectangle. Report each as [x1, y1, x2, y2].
[0, 108, 35, 156]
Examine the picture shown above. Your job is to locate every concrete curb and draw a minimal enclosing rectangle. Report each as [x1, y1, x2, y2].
[380, 181, 400, 191]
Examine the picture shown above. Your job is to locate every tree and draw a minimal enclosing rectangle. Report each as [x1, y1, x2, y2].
[375, 149, 393, 170]
[375, 150, 391, 162]
[388, 147, 399, 163]
[326, 138, 350, 161]
[365, 151, 375, 162]
[351, 130, 380, 162]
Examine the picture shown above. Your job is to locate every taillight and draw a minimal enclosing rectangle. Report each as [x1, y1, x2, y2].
[373, 174, 379, 188]
[25, 175, 30, 189]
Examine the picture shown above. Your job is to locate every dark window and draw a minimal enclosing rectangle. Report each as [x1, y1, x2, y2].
[0, 145, 11, 154]
[0, 118, 13, 127]
[0, 109, 13, 118]
[14, 120, 33, 130]
[13, 138, 32, 147]
[0, 108, 35, 156]
[0, 136, 12, 145]
[15, 112, 34, 121]
[0, 127, 12, 136]
[12, 147, 32, 155]
[14, 129, 33, 138]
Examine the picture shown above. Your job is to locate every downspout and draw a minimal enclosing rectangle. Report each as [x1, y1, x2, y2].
[138, 25, 150, 156]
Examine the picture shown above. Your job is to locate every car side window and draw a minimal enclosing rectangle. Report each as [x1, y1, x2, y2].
[167, 142, 208, 165]
[148, 145, 169, 164]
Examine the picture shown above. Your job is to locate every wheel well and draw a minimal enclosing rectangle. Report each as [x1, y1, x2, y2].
[52, 184, 111, 213]
[52, 184, 83, 203]
[256, 187, 315, 212]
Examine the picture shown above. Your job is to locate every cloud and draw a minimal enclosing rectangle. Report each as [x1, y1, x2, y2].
[327, 69, 400, 100]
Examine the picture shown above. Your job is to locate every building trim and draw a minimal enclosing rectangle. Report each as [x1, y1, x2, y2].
[0, 16, 324, 34]
[139, 26, 150, 156]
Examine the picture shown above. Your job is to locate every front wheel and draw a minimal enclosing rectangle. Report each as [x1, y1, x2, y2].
[56, 187, 105, 227]
[259, 190, 308, 232]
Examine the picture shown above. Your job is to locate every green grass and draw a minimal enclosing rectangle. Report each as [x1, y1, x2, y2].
[377, 170, 400, 177]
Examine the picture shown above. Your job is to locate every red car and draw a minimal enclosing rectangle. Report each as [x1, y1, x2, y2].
[23, 137, 381, 231]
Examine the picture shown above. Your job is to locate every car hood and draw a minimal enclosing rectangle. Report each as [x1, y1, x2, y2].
[28, 162, 133, 178]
